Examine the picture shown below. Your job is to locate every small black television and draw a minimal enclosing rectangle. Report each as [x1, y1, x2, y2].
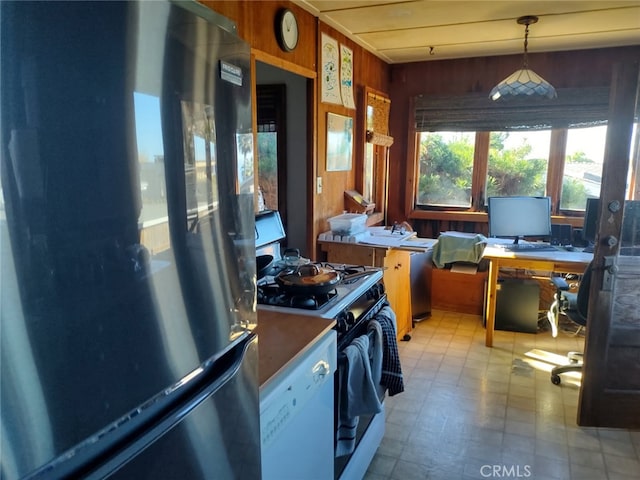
[488, 196, 552, 244]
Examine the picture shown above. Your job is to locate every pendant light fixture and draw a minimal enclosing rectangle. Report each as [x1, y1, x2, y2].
[489, 15, 557, 101]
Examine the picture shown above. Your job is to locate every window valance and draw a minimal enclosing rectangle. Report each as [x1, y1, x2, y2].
[414, 87, 611, 132]
[366, 130, 394, 146]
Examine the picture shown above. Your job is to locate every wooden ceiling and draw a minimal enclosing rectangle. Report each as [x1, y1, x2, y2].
[294, 1, 640, 63]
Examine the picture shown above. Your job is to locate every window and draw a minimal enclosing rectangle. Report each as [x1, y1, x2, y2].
[361, 88, 393, 222]
[487, 130, 550, 198]
[363, 142, 374, 201]
[415, 130, 552, 208]
[561, 125, 607, 210]
[256, 84, 287, 213]
[257, 129, 278, 211]
[411, 87, 618, 215]
[416, 131, 474, 207]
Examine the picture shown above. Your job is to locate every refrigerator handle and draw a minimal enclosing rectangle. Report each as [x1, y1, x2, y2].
[29, 333, 257, 480]
[87, 333, 258, 479]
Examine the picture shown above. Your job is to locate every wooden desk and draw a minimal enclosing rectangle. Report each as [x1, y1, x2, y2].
[483, 246, 592, 347]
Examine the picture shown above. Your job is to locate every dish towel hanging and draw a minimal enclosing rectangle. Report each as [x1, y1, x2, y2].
[336, 334, 382, 457]
[375, 305, 405, 395]
[368, 317, 385, 398]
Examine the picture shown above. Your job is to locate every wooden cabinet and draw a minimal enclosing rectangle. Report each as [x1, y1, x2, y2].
[431, 267, 487, 315]
[320, 242, 413, 341]
[381, 249, 412, 341]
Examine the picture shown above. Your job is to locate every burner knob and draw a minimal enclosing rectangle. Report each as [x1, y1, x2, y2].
[345, 311, 356, 326]
[335, 312, 349, 333]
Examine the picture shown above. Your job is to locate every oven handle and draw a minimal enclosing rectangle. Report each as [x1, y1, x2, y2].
[336, 295, 388, 351]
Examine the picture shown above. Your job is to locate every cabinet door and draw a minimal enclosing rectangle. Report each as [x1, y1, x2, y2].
[323, 243, 375, 266]
[321, 242, 411, 340]
[383, 250, 412, 340]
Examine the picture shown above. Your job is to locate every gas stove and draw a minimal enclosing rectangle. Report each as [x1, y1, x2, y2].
[255, 210, 387, 339]
[257, 262, 384, 320]
[257, 263, 386, 342]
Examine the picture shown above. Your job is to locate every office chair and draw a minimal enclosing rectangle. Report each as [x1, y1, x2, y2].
[546, 260, 593, 385]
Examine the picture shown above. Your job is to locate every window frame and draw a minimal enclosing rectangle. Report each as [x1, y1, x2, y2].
[406, 87, 623, 227]
[407, 126, 611, 228]
[356, 86, 392, 225]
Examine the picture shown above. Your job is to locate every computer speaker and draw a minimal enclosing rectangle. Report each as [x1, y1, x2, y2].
[551, 224, 573, 246]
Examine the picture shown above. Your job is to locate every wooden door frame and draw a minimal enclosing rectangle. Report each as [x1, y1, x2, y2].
[578, 60, 640, 427]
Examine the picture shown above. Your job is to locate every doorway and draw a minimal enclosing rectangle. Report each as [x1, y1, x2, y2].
[256, 61, 308, 256]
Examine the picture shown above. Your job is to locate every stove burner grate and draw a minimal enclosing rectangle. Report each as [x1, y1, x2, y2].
[257, 283, 339, 310]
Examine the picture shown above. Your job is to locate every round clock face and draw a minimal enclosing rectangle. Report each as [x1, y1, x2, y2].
[277, 9, 298, 52]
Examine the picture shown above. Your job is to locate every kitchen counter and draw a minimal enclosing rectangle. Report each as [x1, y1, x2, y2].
[256, 310, 336, 390]
[318, 238, 435, 340]
[318, 227, 436, 251]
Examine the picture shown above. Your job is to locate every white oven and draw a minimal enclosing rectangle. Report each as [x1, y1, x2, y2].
[255, 211, 394, 479]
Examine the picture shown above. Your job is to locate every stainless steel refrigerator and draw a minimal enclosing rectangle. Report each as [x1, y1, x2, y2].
[1, 1, 260, 478]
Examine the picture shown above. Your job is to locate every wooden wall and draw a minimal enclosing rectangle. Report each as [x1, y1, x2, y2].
[203, 1, 390, 257]
[203, 1, 317, 74]
[388, 46, 640, 237]
[201, 3, 639, 248]
[314, 24, 390, 245]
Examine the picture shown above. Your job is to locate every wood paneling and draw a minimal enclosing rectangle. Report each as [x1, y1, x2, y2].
[432, 268, 487, 315]
[203, 1, 317, 73]
[202, 1, 391, 258]
[388, 46, 640, 233]
[313, 24, 390, 257]
[200, 3, 638, 262]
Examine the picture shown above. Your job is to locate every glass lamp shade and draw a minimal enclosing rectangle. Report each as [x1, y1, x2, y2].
[489, 68, 557, 101]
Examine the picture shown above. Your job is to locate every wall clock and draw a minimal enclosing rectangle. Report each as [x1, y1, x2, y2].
[276, 8, 298, 52]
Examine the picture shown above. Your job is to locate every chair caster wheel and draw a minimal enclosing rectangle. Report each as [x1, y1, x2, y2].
[551, 374, 561, 385]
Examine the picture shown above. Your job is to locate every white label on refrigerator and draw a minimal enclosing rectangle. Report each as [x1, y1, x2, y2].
[220, 60, 243, 86]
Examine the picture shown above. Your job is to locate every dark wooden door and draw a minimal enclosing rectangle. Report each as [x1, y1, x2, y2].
[578, 61, 640, 427]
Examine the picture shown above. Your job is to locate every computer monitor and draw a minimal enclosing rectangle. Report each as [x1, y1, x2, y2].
[582, 197, 600, 245]
[488, 196, 552, 244]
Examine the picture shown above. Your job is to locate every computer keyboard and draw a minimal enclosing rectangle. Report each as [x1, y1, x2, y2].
[496, 243, 559, 252]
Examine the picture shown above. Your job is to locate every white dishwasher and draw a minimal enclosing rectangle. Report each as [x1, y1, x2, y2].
[260, 330, 337, 480]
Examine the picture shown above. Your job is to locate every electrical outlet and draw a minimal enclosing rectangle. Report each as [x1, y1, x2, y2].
[316, 176, 323, 194]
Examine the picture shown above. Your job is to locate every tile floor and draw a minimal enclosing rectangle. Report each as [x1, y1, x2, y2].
[365, 309, 640, 480]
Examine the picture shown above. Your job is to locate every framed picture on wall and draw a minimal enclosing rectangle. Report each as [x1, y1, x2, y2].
[326, 112, 353, 171]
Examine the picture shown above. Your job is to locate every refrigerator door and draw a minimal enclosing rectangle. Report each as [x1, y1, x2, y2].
[108, 336, 260, 479]
[1, 1, 258, 478]
[24, 335, 260, 480]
